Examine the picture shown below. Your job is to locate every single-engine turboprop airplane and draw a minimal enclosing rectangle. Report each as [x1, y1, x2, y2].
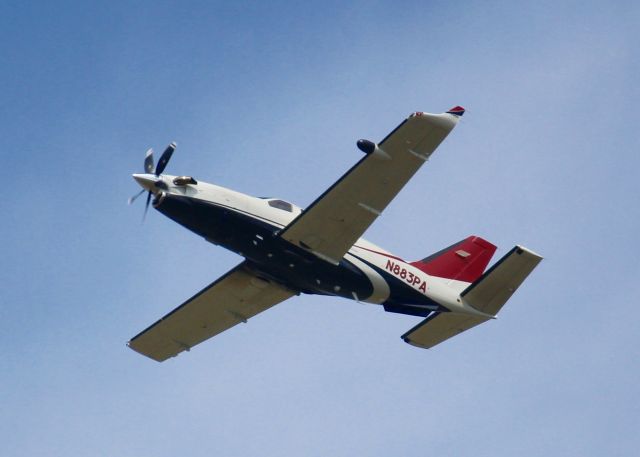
[127, 106, 542, 362]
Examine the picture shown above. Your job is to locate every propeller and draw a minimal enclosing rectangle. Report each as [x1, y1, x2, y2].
[154, 142, 176, 176]
[128, 142, 177, 220]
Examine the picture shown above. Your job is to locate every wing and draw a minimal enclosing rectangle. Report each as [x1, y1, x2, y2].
[279, 109, 463, 264]
[128, 262, 297, 362]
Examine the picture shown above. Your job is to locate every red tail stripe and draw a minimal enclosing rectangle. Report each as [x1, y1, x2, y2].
[410, 236, 496, 283]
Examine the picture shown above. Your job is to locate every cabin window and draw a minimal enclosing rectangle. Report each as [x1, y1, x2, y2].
[268, 199, 293, 212]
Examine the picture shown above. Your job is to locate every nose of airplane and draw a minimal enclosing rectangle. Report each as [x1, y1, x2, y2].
[132, 173, 159, 192]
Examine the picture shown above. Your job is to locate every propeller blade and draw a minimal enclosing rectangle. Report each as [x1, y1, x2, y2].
[143, 192, 152, 221]
[144, 148, 154, 174]
[155, 142, 176, 176]
[128, 188, 145, 205]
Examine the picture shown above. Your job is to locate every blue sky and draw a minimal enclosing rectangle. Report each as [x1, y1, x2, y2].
[2, 1, 639, 455]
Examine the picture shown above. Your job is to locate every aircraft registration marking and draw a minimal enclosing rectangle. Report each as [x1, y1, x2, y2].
[385, 260, 427, 293]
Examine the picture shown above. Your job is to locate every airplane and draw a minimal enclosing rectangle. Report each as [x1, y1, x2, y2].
[127, 106, 542, 362]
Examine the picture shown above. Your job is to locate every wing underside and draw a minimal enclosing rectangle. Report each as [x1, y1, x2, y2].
[279, 111, 461, 264]
[128, 262, 297, 362]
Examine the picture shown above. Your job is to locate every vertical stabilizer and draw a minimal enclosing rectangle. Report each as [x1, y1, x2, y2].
[410, 236, 497, 283]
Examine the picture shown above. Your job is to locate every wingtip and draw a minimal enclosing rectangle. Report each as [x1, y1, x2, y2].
[446, 106, 465, 117]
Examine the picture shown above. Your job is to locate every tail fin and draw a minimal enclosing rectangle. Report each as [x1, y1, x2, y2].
[410, 236, 497, 283]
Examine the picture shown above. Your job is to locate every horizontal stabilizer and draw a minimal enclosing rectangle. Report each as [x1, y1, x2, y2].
[402, 312, 490, 349]
[461, 245, 542, 316]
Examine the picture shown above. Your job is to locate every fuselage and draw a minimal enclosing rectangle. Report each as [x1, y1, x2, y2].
[137, 173, 477, 318]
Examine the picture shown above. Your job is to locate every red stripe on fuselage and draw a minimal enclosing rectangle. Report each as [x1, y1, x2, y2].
[353, 245, 406, 262]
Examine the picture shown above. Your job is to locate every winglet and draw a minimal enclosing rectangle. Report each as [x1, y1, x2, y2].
[446, 106, 465, 117]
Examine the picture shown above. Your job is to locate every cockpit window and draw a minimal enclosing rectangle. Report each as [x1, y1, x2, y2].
[268, 199, 293, 212]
